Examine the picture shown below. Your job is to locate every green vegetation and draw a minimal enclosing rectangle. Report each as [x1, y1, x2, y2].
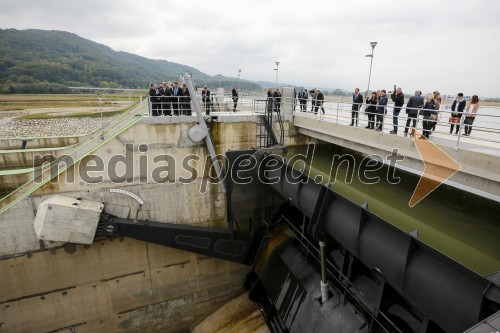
[15, 109, 127, 120]
[0, 29, 261, 94]
[0, 93, 138, 119]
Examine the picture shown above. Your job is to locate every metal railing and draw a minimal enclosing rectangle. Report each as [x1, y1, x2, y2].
[0, 100, 149, 214]
[146, 94, 500, 152]
[290, 97, 500, 151]
[146, 94, 266, 116]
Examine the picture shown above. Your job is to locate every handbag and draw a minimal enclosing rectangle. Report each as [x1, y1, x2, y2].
[449, 117, 459, 124]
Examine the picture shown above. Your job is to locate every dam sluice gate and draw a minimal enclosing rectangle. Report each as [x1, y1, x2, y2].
[0, 81, 499, 333]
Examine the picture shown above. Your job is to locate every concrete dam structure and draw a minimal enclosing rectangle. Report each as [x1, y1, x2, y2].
[0, 79, 499, 333]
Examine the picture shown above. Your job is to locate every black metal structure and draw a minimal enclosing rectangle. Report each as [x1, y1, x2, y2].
[257, 115, 279, 148]
[92, 147, 500, 333]
[257, 99, 284, 148]
[229, 150, 500, 333]
[96, 213, 258, 265]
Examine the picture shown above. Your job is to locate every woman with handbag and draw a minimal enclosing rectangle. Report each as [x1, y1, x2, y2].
[430, 91, 441, 133]
[449, 93, 466, 134]
[419, 93, 437, 139]
[464, 95, 480, 136]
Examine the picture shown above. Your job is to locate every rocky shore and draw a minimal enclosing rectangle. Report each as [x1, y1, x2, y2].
[0, 114, 120, 138]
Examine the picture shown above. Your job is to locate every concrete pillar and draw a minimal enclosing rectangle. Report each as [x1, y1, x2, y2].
[282, 87, 295, 116]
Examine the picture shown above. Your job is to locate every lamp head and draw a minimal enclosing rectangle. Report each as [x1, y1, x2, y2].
[370, 42, 378, 49]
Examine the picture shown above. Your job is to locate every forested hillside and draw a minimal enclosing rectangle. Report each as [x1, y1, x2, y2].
[0, 29, 260, 93]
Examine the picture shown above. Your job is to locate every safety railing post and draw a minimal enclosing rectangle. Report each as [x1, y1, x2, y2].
[454, 117, 465, 150]
[336, 101, 340, 125]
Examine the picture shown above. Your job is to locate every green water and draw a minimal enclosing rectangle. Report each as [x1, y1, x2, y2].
[282, 144, 500, 276]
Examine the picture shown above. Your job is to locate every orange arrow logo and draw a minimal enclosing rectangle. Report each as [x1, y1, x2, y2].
[409, 129, 461, 207]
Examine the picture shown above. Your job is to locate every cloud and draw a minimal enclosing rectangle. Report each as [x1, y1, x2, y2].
[1, 0, 499, 96]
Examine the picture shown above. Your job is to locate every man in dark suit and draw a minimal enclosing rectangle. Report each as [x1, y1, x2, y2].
[298, 88, 308, 112]
[404, 90, 424, 137]
[202, 86, 213, 115]
[310, 89, 317, 112]
[159, 81, 172, 116]
[390, 87, 405, 134]
[231, 85, 239, 112]
[273, 88, 282, 113]
[148, 83, 161, 116]
[315, 90, 325, 115]
[181, 83, 191, 116]
[171, 82, 183, 116]
[266, 88, 273, 112]
[450, 93, 466, 134]
[351, 88, 363, 126]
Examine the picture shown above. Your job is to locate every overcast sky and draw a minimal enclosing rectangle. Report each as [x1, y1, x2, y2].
[1, 0, 500, 96]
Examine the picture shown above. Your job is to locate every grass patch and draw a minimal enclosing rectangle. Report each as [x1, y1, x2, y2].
[0, 93, 146, 111]
[15, 109, 128, 120]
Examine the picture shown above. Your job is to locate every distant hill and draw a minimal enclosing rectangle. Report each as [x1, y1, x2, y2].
[0, 29, 260, 94]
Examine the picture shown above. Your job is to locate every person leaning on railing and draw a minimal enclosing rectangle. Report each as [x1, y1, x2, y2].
[404, 90, 424, 137]
[449, 93, 466, 134]
[463, 95, 480, 136]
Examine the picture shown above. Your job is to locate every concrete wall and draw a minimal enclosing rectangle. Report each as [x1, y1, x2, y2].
[0, 136, 85, 150]
[0, 118, 301, 332]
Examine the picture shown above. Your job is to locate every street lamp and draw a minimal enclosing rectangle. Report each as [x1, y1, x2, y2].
[237, 69, 242, 95]
[274, 61, 280, 87]
[365, 42, 378, 94]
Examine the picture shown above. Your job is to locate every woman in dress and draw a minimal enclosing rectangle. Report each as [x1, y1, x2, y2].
[464, 95, 480, 136]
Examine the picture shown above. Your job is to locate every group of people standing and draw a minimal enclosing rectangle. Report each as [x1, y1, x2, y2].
[267, 88, 282, 113]
[296, 88, 325, 114]
[354, 88, 480, 138]
[148, 81, 191, 116]
[149, 83, 240, 116]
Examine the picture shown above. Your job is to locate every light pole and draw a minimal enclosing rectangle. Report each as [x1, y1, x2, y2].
[237, 69, 242, 92]
[274, 61, 280, 87]
[217, 74, 221, 88]
[365, 42, 377, 93]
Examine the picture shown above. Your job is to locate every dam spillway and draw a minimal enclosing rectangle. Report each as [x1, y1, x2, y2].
[0, 87, 499, 333]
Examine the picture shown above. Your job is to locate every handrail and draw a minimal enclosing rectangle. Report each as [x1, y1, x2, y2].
[290, 97, 500, 152]
[0, 100, 149, 215]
